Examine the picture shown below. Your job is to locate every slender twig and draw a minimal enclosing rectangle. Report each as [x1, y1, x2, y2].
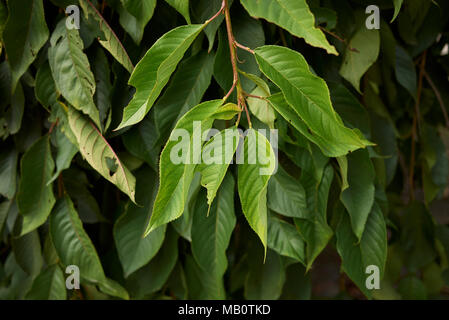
[244, 92, 267, 101]
[409, 51, 427, 200]
[48, 119, 59, 134]
[234, 41, 255, 54]
[423, 69, 449, 128]
[319, 26, 359, 53]
[204, 0, 225, 26]
[240, 97, 252, 128]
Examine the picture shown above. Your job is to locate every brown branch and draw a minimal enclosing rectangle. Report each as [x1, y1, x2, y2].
[319, 26, 359, 53]
[409, 51, 427, 200]
[423, 69, 449, 128]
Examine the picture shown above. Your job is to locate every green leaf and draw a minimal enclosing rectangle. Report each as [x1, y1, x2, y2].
[247, 79, 276, 128]
[68, 107, 136, 202]
[197, 128, 239, 208]
[92, 48, 113, 131]
[395, 45, 417, 99]
[17, 135, 56, 236]
[336, 203, 388, 299]
[238, 129, 276, 252]
[12, 230, 43, 276]
[340, 149, 375, 240]
[240, 0, 337, 55]
[172, 172, 201, 241]
[50, 195, 105, 283]
[192, 174, 236, 279]
[185, 254, 225, 299]
[126, 226, 179, 298]
[328, 82, 371, 138]
[3, 0, 49, 92]
[48, 126, 78, 185]
[153, 51, 215, 144]
[193, 0, 225, 51]
[0, 200, 12, 234]
[25, 265, 66, 300]
[116, 24, 205, 130]
[165, 0, 191, 24]
[398, 276, 427, 300]
[245, 249, 285, 299]
[267, 215, 305, 264]
[339, 27, 380, 93]
[392, 0, 403, 22]
[114, 167, 166, 277]
[6, 82, 24, 134]
[48, 21, 100, 128]
[295, 163, 334, 268]
[119, 0, 157, 44]
[145, 100, 226, 236]
[98, 278, 129, 300]
[267, 166, 307, 219]
[122, 117, 160, 171]
[0, 147, 18, 199]
[255, 46, 371, 157]
[79, 0, 134, 73]
[35, 62, 59, 110]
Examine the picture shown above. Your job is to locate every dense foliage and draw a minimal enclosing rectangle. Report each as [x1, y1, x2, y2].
[1, 0, 449, 300]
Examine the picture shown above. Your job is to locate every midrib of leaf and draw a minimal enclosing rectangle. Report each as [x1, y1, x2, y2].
[64, 197, 104, 282]
[145, 26, 204, 109]
[21, 0, 36, 65]
[89, 121, 133, 197]
[66, 28, 94, 109]
[256, 51, 341, 130]
[85, 0, 134, 71]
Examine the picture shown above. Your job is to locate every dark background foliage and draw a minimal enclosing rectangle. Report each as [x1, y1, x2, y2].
[1, 0, 449, 300]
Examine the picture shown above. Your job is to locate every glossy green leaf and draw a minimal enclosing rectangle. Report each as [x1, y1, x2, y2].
[12, 230, 43, 276]
[245, 249, 285, 299]
[126, 226, 179, 298]
[392, 0, 403, 22]
[17, 135, 56, 235]
[267, 166, 307, 219]
[145, 100, 227, 236]
[339, 27, 380, 93]
[48, 21, 100, 128]
[237, 129, 276, 252]
[267, 215, 305, 264]
[197, 128, 239, 208]
[153, 51, 215, 144]
[336, 203, 387, 299]
[340, 149, 375, 240]
[395, 45, 417, 99]
[0, 147, 18, 199]
[119, 0, 156, 44]
[35, 62, 59, 110]
[165, 0, 191, 24]
[25, 265, 66, 300]
[296, 163, 334, 269]
[48, 126, 78, 185]
[247, 79, 276, 128]
[79, 0, 134, 73]
[50, 195, 106, 283]
[255, 45, 371, 157]
[3, 0, 49, 91]
[192, 174, 236, 279]
[240, 0, 337, 55]
[68, 107, 136, 202]
[116, 24, 205, 130]
[114, 167, 166, 277]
